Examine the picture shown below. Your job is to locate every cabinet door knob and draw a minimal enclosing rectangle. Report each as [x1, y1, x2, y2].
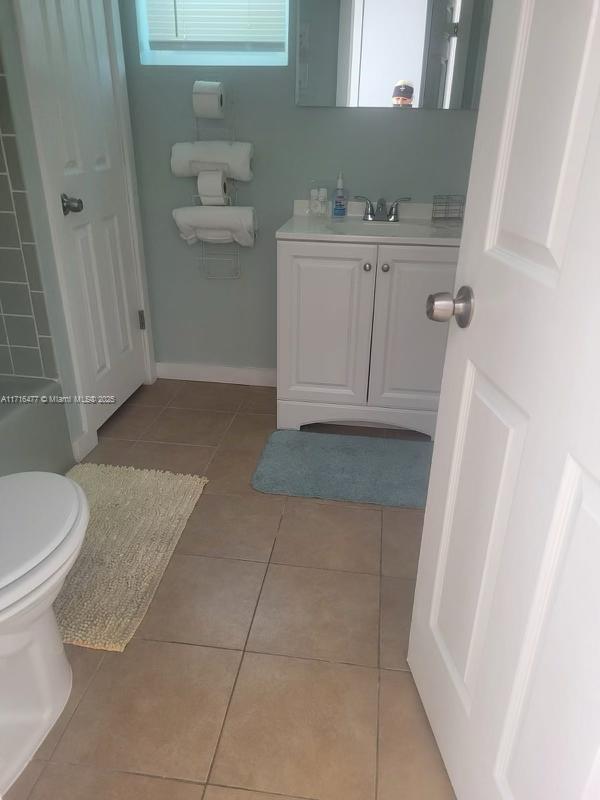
[381, 263, 391, 273]
[363, 262, 372, 272]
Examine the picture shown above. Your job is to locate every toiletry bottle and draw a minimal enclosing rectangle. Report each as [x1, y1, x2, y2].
[318, 187, 328, 216]
[309, 188, 321, 216]
[333, 172, 347, 219]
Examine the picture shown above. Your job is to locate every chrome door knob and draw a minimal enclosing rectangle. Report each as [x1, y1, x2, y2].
[381, 263, 391, 273]
[61, 193, 84, 216]
[363, 262, 373, 272]
[426, 285, 474, 328]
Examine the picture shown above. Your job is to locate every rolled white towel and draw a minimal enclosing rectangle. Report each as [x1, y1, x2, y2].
[171, 141, 254, 181]
[172, 206, 256, 248]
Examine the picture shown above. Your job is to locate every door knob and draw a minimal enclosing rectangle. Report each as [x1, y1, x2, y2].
[363, 262, 372, 272]
[426, 285, 474, 328]
[381, 263, 391, 273]
[61, 193, 83, 216]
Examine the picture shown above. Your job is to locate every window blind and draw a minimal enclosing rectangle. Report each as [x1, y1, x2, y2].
[146, 0, 288, 49]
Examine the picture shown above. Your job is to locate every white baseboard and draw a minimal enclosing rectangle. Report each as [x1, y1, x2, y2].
[71, 429, 99, 462]
[156, 361, 276, 387]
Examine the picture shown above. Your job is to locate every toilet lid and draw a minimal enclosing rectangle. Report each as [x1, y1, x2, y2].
[0, 472, 82, 590]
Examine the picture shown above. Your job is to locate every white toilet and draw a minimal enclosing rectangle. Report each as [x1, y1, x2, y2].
[0, 472, 88, 795]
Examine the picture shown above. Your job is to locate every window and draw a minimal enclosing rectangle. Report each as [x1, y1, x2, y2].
[136, 0, 289, 66]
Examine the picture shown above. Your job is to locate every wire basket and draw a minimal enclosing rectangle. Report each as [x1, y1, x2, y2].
[431, 194, 466, 221]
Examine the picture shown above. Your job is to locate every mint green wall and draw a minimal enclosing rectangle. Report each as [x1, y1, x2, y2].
[119, 0, 477, 370]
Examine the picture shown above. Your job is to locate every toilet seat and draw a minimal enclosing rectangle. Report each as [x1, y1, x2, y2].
[0, 472, 88, 614]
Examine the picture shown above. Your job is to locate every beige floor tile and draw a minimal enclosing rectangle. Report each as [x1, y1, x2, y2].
[248, 564, 379, 666]
[83, 439, 134, 466]
[204, 448, 263, 495]
[382, 508, 424, 579]
[272, 499, 381, 573]
[52, 640, 240, 782]
[138, 554, 266, 648]
[5, 761, 45, 800]
[177, 493, 283, 561]
[126, 441, 214, 474]
[219, 413, 276, 452]
[35, 646, 104, 759]
[205, 788, 302, 800]
[128, 379, 182, 407]
[378, 671, 455, 800]
[211, 652, 378, 800]
[141, 408, 234, 446]
[238, 386, 277, 414]
[170, 381, 246, 412]
[98, 404, 162, 441]
[28, 763, 204, 799]
[380, 577, 415, 670]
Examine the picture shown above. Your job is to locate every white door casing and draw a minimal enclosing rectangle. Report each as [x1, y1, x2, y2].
[277, 240, 377, 405]
[368, 245, 457, 411]
[409, 1, 600, 799]
[14, 0, 153, 457]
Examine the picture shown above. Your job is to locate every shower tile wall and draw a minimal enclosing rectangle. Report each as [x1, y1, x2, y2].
[0, 46, 57, 379]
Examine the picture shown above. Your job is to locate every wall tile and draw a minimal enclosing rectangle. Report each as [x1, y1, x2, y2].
[11, 345, 43, 376]
[5, 314, 38, 347]
[0, 282, 32, 315]
[2, 136, 23, 189]
[0, 174, 11, 211]
[0, 78, 14, 134]
[0, 45, 56, 379]
[13, 191, 33, 242]
[0, 343, 12, 374]
[31, 290, 50, 335]
[22, 243, 42, 290]
[0, 248, 26, 282]
[40, 335, 58, 378]
[0, 212, 19, 246]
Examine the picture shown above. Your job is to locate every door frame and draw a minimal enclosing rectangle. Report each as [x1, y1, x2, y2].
[11, 0, 155, 461]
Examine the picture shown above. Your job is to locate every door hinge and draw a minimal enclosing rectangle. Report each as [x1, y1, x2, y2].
[447, 21, 459, 36]
[138, 309, 146, 330]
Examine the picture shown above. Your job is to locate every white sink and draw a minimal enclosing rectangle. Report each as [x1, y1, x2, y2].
[325, 217, 459, 239]
[276, 214, 462, 246]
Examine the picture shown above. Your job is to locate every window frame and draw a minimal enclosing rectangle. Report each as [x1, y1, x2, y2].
[135, 0, 290, 67]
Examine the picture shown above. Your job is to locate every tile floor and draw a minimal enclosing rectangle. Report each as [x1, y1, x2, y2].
[8, 380, 455, 800]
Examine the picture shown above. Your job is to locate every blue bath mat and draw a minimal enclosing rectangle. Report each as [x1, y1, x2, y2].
[252, 430, 433, 508]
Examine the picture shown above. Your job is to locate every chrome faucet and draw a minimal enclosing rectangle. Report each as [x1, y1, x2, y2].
[374, 198, 388, 221]
[354, 195, 412, 222]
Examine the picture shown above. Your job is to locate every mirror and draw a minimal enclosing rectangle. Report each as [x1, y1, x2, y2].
[295, 0, 492, 109]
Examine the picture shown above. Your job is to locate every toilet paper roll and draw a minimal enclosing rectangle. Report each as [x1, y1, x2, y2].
[197, 170, 229, 206]
[192, 81, 225, 119]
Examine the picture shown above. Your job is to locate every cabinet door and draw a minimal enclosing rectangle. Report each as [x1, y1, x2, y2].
[278, 240, 377, 404]
[368, 245, 458, 410]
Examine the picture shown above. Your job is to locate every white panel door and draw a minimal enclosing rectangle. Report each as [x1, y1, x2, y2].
[15, 0, 148, 437]
[409, 0, 600, 798]
[368, 245, 457, 412]
[277, 240, 377, 405]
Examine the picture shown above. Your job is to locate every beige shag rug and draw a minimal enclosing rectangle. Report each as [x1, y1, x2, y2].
[55, 463, 207, 652]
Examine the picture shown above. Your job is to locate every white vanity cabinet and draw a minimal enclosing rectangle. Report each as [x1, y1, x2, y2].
[277, 228, 459, 438]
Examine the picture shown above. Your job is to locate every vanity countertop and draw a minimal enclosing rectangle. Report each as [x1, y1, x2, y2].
[276, 214, 462, 247]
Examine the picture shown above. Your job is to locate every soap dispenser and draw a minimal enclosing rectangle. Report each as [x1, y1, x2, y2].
[332, 172, 347, 219]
